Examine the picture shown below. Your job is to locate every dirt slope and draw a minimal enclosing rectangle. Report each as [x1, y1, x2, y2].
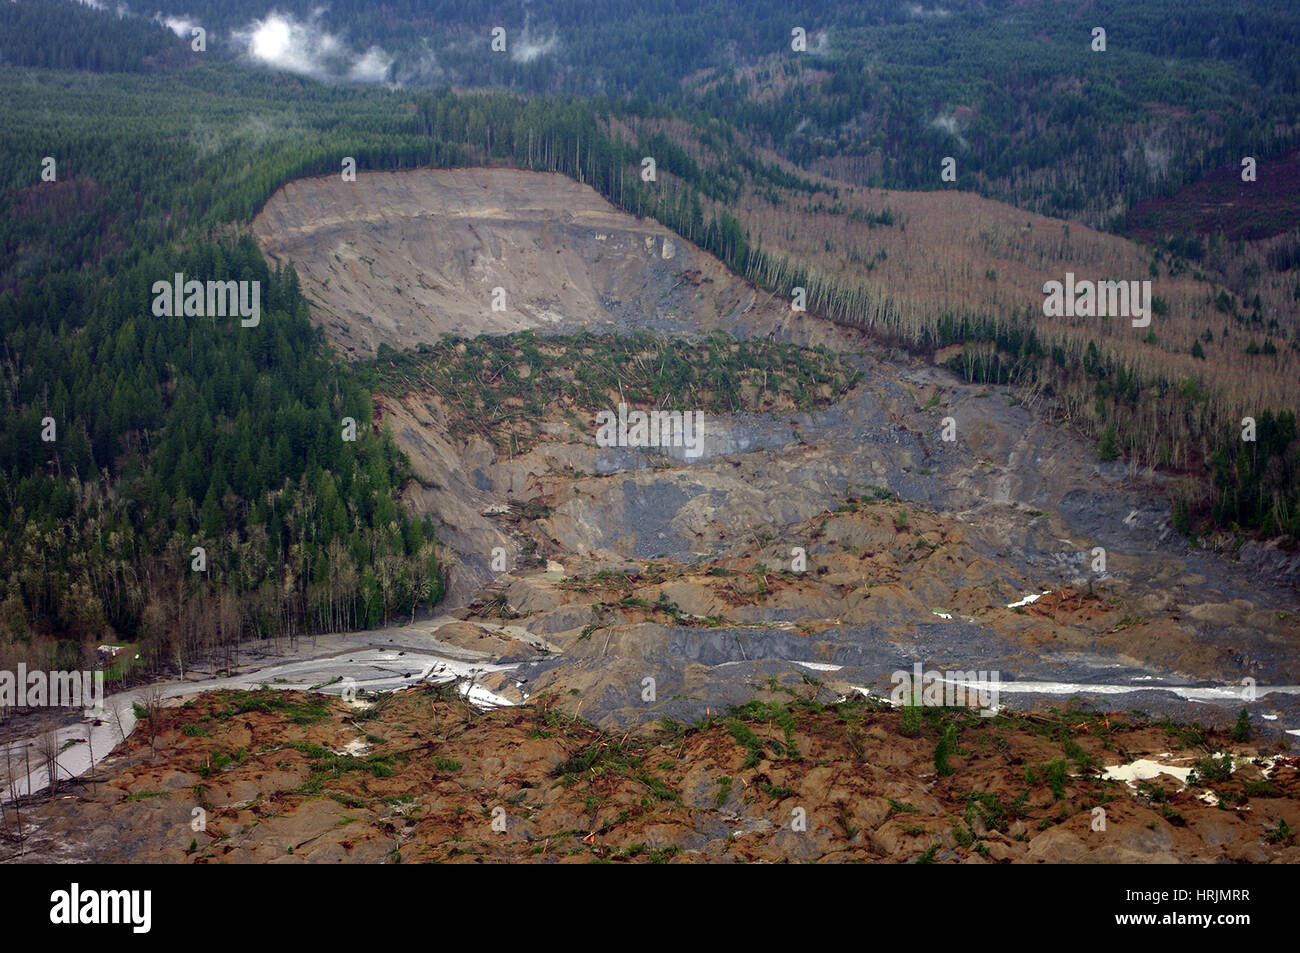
[252, 168, 786, 357]
[5, 686, 1297, 864]
[249, 168, 1298, 723]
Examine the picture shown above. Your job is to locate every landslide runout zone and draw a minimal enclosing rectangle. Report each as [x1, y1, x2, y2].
[6, 686, 1296, 864]
[252, 167, 1299, 732]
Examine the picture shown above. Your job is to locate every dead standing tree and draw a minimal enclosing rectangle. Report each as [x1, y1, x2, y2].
[140, 683, 166, 755]
[35, 729, 62, 801]
[0, 742, 23, 855]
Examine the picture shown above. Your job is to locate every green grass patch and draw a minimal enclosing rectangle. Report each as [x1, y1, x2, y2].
[126, 789, 169, 801]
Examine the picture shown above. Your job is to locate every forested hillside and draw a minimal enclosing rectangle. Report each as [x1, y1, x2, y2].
[0, 224, 445, 673]
[34, 0, 1300, 227]
[1, 69, 454, 674]
[0, 0, 186, 72]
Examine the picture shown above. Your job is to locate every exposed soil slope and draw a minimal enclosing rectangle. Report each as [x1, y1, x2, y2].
[250, 168, 1298, 726]
[252, 168, 784, 358]
[5, 687, 1297, 864]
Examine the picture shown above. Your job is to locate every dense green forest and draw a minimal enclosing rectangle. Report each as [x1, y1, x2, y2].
[1, 0, 1297, 673]
[0, 226, 446, 673]
[0, 0, 185, 72]
[1, 69, 461, 671]
[6, 0, 1299, 224]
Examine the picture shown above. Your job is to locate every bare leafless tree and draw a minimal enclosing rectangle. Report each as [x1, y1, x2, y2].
[0, 746, 11, 836]
[140, 683, 166, 754]
[84, 724, 95, 798]
[1, 741, 23, 855]
[108, 698, 130, 749]
[35, 729, 62, 801]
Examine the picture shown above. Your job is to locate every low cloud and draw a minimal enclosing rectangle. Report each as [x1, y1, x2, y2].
[392, 41, 447, 86]
[905, 3, 952, 19]
[231, 10, 392, 83]
[930, 112, 969, 149]
[348, 45, 393, 83]
[511, 29, 558, 64]
[155, 13, 200, 38]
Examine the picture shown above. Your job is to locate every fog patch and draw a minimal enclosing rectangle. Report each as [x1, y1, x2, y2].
[190, 114, 294, 159]
[393, 42, 447, 85]
[511, 18, 559, 64]
[232, 10, 392, 84]
[905, 3, 952, 18]
[1141, 138, 1171, 177]
[348, 45, 395, 83]
[930, 111, 969, 149]
[155, 13, 199, 38]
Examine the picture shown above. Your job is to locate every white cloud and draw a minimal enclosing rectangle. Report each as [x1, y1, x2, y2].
[72, 0, 132, 19]
[511, 30, 558, 63]
[348, 46, 394, 83]
[905, 3, 952, 19]
[930, 112, 969, 149]
[155, 14, 199, 38]
[231, 10, 391, 83]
